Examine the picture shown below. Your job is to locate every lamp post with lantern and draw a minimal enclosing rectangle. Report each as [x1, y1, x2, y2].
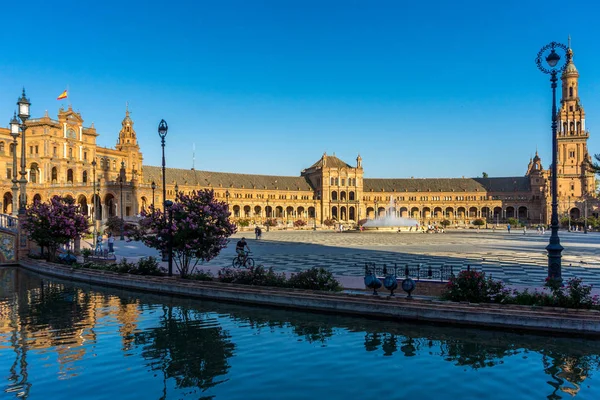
[17, 89, 30, 214]
[92, 160, 97, 243]
[9, 113, 19, 216]
[536, 41, 570, 281]
[151, 181, 156, 210]
[158, 119, 168, 211]
[119, 161, 125, 240]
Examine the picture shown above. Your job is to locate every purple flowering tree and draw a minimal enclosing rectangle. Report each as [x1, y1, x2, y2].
[128, 190, 236, 278]
[22, 195, 90, 262]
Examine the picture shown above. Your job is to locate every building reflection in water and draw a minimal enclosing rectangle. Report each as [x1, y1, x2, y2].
[2, 268, 600, 399]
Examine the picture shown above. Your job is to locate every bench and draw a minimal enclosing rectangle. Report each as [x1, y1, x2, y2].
[85, 249, 117, 264]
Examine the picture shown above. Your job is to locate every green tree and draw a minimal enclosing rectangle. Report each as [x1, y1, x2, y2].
[507, 217, 519, 227]
[482, 172, 489, 178]
[440, 219, 451, 228]
[472, 219, 485, 227]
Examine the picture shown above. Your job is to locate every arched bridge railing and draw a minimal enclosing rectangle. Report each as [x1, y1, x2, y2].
[0, 214, 18, 233]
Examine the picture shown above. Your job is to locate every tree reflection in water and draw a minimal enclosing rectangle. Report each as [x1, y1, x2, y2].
[133, 305, 234, 397]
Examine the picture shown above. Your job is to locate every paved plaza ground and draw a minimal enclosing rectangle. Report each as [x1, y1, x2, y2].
[91, 229, 600, 288]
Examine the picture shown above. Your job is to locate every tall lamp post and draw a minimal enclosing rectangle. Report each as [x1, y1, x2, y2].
[584, 198, 588, 234]
[17, 89, 30, 214]
[92, 160, 97, 244]
[164, 200, 174, 277]
[9, 113, 19, 216]
[151, 181, 156, 210]
[536, 41, 570, 281]
[174, 182, 179, 199]
[266, 198, 270, 232]
[158, 119, 168, 211]
[313, 194, 319, 230]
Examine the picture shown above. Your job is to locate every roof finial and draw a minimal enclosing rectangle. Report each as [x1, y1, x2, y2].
[568, 34, 571, 49]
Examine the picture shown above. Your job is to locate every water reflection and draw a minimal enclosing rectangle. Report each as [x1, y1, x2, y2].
[1, 268, 600, 399]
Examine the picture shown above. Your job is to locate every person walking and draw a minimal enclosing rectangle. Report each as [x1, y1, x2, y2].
[255, 226, 260, 240]
[507, 223, 511, 233]
[108, 232, 115, 253]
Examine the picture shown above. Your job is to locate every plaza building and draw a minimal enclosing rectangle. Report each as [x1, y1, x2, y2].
[0, 45, 596, 227]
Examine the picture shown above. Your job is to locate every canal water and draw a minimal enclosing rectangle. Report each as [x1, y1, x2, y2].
[2, 268, 600, 400]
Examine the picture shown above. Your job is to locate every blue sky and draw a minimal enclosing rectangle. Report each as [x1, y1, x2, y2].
[1, 0, 599, 179]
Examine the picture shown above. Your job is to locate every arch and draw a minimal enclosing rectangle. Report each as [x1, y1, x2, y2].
[243, 205, 251, 218]
[481, 206, 491, 219]
[410, 207, 419, 219]
[33, 194, 42, 204]
[331, 206, 338, 220]
[30, 163, 39, 183]
[349, 191, 355, 201]
[275, 206, 284, 218]
[445, 207, 454, 219]
[570, 207, 580, 220]
[297, 206, 305, 218]
[493, 207, 502, 220]
[331, 191, 338, 201]
[2, 192, 12, 214]
[434, 207, 443, 218]
[456, 207, 466, 219]
[308, 206, 316, 218]
[505, 206, 515, 219]
[400, 207, 408, 218]
[569, 86, 573, 97]
[0, 142, 4, 153]
[67, 169, 74, 184]
[349, 206, 355, 221]
[232, 205, 241, 218]
[286, 206, 294, 219]
[340, 206, 347, 221]
[140, 196, 148, 213]
[265, 205, 273, 218]
[254, 205, 262, 218]
[105, 193, 116, 218]
[423, 207, 431, 219]
[77, 194, 88, 216]
[518, 206, 528, 220]
[468, 206, 478, 218]
[576, 121, 581, 134]
[90, 194, 102, 220]
[51, 167, 58, 183]
[365, 207, 373, 219]
[83, 170, 88, 184]
[340, 191, 347, 201]
[378, 207, 386, 218]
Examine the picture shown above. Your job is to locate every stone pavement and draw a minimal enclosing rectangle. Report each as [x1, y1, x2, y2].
[87, 229, 600, 288]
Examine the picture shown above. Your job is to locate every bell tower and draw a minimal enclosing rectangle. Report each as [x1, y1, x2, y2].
[556, 38, 595, 199]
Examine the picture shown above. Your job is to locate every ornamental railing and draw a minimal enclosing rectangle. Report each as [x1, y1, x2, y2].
[362, 263, 471, 282]
[0, 213, 18, 232]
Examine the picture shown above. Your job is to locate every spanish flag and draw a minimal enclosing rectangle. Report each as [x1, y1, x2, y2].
[57, 90, 68, 100]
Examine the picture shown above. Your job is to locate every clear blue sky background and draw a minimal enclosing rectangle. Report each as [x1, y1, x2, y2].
[1, 0, 599, 179]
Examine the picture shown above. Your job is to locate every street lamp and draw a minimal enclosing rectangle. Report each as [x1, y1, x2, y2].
[568, 196, 571, 232]
[584, 198, 588, 234]
[174, 182, 179, 199]
[266, 198, 270, 232]
[17, 89, 30, 214]
[375, 200, 378, 220]
[164, 199, 174, 277]
[313, 194, 319, 231]
[225, 190, 230, 205]
[536, 41, 570, 281]
[158, 119, 168, 211]
[151, 181, 156, 210]
[9, 113, 19, 216]
[92, 159, 97, 244]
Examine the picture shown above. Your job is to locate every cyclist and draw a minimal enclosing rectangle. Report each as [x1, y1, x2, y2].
[236, 237, 251, 264]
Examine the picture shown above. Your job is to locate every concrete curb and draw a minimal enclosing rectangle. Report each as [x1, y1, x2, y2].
[16, 258, 600, 337]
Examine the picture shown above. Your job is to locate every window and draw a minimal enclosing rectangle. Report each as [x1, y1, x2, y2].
[68, 148, 73, 158]
[569, 87, 573, 97]
[53, 147, 57, 156]
[35, 145, 38, 154]
[6, 168, 11, 180]
[569, 151, 575, 158]
[29, 146, 33, 154]
[341, 179, 345, 186]
[84, 151, 87, 160]
[0, 142, 4, 152]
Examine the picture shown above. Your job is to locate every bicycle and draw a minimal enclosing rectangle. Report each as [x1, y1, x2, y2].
[232, 251, 255, 268]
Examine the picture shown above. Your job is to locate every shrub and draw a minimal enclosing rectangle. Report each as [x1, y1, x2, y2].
[440, 219, 451, 228]
[218, 265, 287, 287]
[507, 217, 519, 227]
[188, 270, 214, 281]
[105, 216, 125, 235]
[237, 218, 251, 227]
[472, 219, 485, 227]
[323, 218, 336, 227]
[134, 257, 164, 276]
[265, 219, 278, 227]
[441, 269, 507, 303]
[287, 267, 342, 292]
[294, 220, 307, 228]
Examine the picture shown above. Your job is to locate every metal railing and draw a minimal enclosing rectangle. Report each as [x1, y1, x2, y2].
[362, 262, 462, 282]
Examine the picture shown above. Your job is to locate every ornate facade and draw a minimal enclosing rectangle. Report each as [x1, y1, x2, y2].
[0, 45, 596, 227]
